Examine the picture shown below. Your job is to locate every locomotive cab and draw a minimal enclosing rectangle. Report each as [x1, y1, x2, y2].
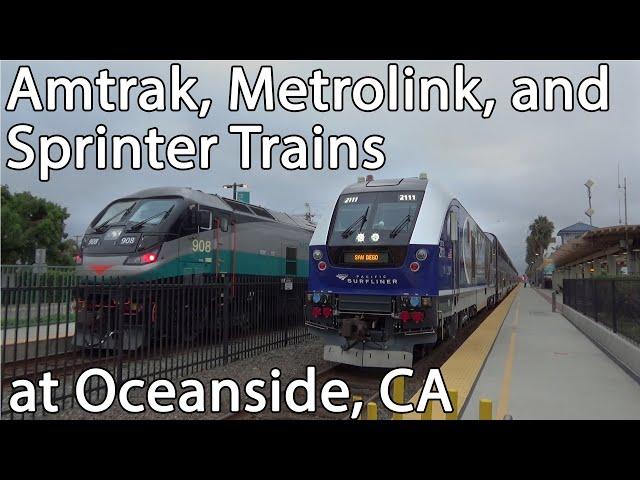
[306, 174, 518, 368]
[305, 176, 442, 367]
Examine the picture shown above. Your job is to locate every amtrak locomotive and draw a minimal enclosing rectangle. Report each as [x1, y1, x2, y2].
[305, 174, 518, 368]
[75, 187, 314, 349]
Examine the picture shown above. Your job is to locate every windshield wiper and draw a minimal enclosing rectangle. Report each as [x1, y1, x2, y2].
[341, 206, 370, 239]
[390, 214, 411, 238]
[127, 206, 175, 232]
[94, 205, 135, 233]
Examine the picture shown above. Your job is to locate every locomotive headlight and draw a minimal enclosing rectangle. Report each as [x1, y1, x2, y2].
[416, 248, 428, 261]
[124, 248, 160, 265]
[409, 296, 420, 308]
[312, 249, 323, 261]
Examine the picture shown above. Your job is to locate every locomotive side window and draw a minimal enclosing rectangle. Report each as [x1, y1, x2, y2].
[285, 247, 297, 275]
[197, 207, 213, 232]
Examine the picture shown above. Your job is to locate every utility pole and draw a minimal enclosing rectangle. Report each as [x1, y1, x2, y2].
[223, 182, 248, 201]
[623, 176, 628, 225]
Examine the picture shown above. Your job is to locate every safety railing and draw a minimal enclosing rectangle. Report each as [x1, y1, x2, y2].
[1, 272, 309, 418]
[562, 278, 640, 345]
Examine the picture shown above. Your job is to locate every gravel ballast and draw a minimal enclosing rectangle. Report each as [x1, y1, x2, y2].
[50, 336, 332, 420]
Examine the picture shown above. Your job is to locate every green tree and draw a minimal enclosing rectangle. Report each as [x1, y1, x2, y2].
[1, 185, 76, 265]
[525, 215, 555, 269]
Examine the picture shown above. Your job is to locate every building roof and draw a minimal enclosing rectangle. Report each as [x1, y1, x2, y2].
[551, 224, 640, 267]
[557, 222, 596, 235]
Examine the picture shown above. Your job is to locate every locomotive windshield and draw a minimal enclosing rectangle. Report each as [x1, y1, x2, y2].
[328, 191, 424, 246]
[93, 200, 137, 229]
[92, 198, 180, 232]
[128, 199, 178, 226]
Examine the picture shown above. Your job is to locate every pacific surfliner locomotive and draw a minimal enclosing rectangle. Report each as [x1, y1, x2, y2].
[75, 187, 314, 349]
[305, 174, 518, 368]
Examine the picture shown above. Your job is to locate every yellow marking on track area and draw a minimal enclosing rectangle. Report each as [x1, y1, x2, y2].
[402, 286, 520, 420]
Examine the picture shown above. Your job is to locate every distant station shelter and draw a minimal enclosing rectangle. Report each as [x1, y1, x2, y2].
[550, 224, 640, 290]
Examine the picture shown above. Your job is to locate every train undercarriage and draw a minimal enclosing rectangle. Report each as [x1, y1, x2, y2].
[306, 291, 499, 368]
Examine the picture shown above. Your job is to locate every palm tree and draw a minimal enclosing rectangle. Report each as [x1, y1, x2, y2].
[525, 216, 555, 275]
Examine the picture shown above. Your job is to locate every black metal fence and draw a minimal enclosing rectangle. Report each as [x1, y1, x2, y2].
[563, 278, 640, 345]
[1, 271, 309, 418]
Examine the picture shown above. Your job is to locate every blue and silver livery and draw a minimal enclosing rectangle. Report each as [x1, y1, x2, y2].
[305, 174, 518, 367]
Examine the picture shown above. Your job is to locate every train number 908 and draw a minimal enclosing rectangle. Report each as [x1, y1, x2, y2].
[192, 239, 212, 253]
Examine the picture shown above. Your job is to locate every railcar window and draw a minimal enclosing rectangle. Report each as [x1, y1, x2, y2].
[285, 247, 297, 275]
[471, 230, 476, 279]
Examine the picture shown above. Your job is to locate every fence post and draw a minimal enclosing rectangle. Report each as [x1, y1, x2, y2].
[552, 291, 556, 312]
[223, 275, 230, 365]
[284, 291, 289, 347]
[611, 280, 617, 334]
[115, 279, 125, 388]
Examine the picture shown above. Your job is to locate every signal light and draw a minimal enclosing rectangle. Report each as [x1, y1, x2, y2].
[322, 307, 333, 318]
[74, 254, 83, 265]
[318, 261, 327, 271]
[311, 306, 322, 318]
[409, 261, 420, 272]
[411, 311, 424, 323]
[124, 248, 160, 265]
[399, 310, 410, 322]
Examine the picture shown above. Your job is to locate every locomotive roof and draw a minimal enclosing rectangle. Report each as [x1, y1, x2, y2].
[123, 187, 316, 232]
[340, 177, 428, 194]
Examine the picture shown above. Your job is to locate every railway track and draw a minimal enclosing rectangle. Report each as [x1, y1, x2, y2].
[222, 300, 499, 420]
[1, 351, 117, 387]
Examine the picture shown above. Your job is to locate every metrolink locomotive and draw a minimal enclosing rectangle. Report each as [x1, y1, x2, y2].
[305, 174, 518, 368]
[75, 187, 314, 349]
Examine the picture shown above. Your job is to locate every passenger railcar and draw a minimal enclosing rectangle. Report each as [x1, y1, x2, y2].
[75, 187, 314, 349]
[305, 174, 518, 368]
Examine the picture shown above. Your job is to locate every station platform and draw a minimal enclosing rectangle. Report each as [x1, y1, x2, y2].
[404, 286, 640, 420]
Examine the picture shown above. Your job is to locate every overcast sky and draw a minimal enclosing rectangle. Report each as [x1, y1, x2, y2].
[1, 60, 639, 273]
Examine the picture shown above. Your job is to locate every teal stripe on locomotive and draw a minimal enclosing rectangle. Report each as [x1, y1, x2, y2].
[86, 250, 309, 283]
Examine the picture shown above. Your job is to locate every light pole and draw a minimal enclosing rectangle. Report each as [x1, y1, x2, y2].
[223, 183, 248, 201]
[584, 179, 595, 226]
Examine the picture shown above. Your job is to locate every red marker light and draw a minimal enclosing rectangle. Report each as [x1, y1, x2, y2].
[318, 261, 327, 271]
[409, 261, 420, 272]
[141, 252, 157, 264]
[411, 311, 425, 323]
[311, 306, 322, 318]
[399, 310, 410, 322]
[74, 254, 83, 265]
[322, 307, 333, 318]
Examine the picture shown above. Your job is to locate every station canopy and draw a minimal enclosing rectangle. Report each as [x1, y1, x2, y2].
[551, 225, 640, 267]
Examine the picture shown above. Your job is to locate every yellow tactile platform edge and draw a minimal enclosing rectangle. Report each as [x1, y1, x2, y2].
[402, 285, 520, 420]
